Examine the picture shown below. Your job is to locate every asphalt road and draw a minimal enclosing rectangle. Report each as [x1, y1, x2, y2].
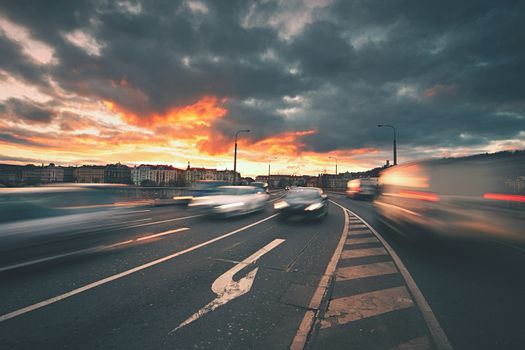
[0, 191, 523, 349]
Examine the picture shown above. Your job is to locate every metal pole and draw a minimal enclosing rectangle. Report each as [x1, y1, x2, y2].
[233, 138, 238, 184]
[378, 124, 397, 166]
[393, 130, 397, 165]
[329, 156, 337, 175]
[233, 129, 250, 185]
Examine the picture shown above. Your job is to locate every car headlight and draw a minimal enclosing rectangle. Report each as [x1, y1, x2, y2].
[305, 202, 323, 211]
[217, 202, 245, 209]
[274, 201, 289, 209]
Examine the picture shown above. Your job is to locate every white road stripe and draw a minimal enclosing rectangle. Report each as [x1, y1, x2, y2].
[332, 199, 452, 350]
[0, 214, 278, 323]
[0, 227, 190, 273]
[118, 210, 151, 215]
[346, 237, 379, 244]
[290, 200, 350, 350]
[320, 286, 414, 328]
[136, 227, 189, 241]
[336, 262, 397, 281]
[121, 214, 203, 229]
[341, 247, 388, 259]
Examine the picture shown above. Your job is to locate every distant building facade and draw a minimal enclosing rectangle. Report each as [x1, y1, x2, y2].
[184, 163, 238, 185]
[75, 166, 105, 183]
[131, 165, 184, 186]
[104, 163, 132, 184]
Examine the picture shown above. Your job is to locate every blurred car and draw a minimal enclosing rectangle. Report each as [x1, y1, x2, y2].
[374, 152, 525, 246]
[172, 180, 228, 205]
[346, 177, 378, 200]
[252, 181, 269, 193]
[188, 186, 269, 217]
[274, 187, 329, 220]
[0, 185, 126, 252]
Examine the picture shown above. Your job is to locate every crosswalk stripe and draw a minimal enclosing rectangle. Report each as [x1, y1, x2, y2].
[346, 237, 379, 244]
[336, 262, 398, 281]
[320, 286, 414, 329]
[341, 247, 388, 259]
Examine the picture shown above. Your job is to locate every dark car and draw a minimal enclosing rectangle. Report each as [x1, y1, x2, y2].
[273, 187, 328, 220]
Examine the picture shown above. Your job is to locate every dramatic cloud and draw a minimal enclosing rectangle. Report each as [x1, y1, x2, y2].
[0, 0, 524, 175]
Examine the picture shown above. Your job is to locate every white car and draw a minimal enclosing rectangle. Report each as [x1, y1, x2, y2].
[189, 186, 269, 217]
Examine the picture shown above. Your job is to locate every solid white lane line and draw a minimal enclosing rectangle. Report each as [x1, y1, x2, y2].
[136, 227, 189, 241]
[290, 201, 349, 350]
[172, 238, 286, 332]
[0, 248, 99, 273]
[106, 240, 134, 248]
[334, 200, 452, 350]
[0, 214, 278, 323]
[121, 214, 203, 229]
[118, 210, 151, 215]
[319, 286, 414, 328]
[0, 227, 190, 273]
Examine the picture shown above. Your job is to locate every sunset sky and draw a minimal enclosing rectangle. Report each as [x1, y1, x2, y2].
[1, 1, 524, 177]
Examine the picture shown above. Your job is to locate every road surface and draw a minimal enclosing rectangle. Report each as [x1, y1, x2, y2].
[1, 191, 524, 349]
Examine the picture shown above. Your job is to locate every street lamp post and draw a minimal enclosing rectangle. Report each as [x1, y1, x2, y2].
[233, 129, 250, 184]
[377, 124, 397, 165]
[329, 156, 338, 175]
[268, 156, 276, 178]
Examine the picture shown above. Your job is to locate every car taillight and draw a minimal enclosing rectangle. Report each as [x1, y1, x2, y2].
[483, 193, 525, 203]
[399, 190, 440, 202]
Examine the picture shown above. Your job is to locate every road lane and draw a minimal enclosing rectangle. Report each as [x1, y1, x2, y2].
[329, 193, 525, 350]
[0, 198, 345, 349]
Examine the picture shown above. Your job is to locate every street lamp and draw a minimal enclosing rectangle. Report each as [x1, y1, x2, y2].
[268, 156, 277, 178]
[377, 124, 397, 165]
[233, 129, 250, 184]
[329, 156, 338, 175]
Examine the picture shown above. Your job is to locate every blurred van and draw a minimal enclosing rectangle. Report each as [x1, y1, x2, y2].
[374, 152, 525, 246]
[346, 178, 378, 199]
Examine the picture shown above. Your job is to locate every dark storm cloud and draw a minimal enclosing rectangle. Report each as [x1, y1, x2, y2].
[0, 0, 524, 159]
[1, 98, 55, 123]
[0, 33, 48, 87]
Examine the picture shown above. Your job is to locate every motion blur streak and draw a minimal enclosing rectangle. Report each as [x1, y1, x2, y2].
[398, 190, 440, 202]
[483, 193, 525, 203]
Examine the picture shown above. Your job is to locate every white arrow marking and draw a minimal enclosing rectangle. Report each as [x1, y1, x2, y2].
[171, 238, 286, 333]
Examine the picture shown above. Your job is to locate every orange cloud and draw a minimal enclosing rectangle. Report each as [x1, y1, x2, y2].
[103, 95, 227, 129]
[248, 130, 317, 156]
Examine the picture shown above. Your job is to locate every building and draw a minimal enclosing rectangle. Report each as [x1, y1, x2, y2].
[20, 165, 43, 184]
[74, 165, 105, 183]
[0, 164, 21, 186]
[319, 174, 348, 189]
[184, 162, 239, 185]
[104, 163, 132, 184]
[40, 163, 64, 183]
[131, 165, 184, 186]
